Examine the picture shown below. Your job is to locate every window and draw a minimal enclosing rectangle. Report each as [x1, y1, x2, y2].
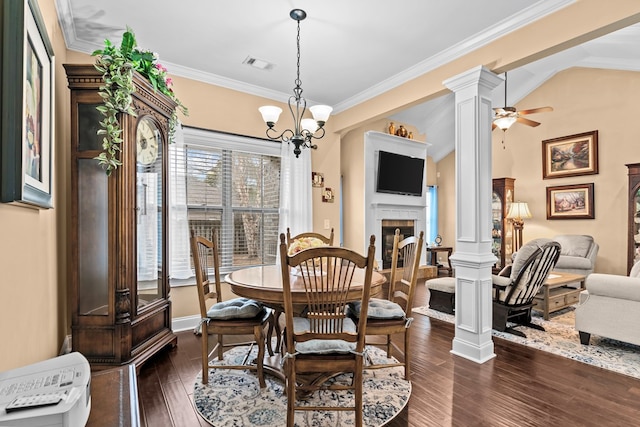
[172, 127, 281, 276]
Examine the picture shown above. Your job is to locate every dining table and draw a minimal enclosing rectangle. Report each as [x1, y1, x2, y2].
[225, 264, 386, 307]
[224, 264, 386, 380]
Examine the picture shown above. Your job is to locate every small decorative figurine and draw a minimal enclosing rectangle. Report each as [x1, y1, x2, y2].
[395, 125, 408, 138]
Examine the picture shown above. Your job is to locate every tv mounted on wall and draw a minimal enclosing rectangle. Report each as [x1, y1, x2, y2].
[375, 150, 425, 197]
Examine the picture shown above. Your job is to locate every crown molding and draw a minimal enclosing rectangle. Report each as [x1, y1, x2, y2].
[56, 0, 574, 112]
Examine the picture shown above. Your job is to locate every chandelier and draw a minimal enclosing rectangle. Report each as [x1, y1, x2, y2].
[258, 9, 332, 158]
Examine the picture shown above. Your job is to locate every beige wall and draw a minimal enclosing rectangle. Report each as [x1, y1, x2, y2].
[0, 0, 71, 370]
[4, 0, 640, 371]
[492, 67, 639, 275]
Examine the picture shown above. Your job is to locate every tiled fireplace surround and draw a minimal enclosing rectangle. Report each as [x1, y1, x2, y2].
[364, 131, 429, 269]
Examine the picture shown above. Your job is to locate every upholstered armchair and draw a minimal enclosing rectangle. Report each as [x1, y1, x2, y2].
[575, 261, 640, 346]
[552, 234, 598, 277]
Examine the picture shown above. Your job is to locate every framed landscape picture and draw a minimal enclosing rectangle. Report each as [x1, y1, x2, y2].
[546, 183, 594, 219]
[542, 130, 598, 180]
[0, 0, 54, 208]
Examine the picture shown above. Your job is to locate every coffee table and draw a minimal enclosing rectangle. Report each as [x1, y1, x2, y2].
[533, 271, 586, 320]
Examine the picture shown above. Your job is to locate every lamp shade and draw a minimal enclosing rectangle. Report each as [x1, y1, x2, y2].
[309, 105, 332, 123]
[258, 106, 283, 124]
[506, 202, 532, 220]
[494, 116, 516, 131]
[301, 118, 319, 133]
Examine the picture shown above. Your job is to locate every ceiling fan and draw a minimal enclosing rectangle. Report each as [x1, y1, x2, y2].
[493, 72, 553, 131]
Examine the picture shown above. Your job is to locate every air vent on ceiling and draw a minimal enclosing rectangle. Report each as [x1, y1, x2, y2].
[243, 56, 275, 71]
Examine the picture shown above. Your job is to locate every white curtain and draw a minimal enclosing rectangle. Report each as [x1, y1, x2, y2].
[278, 142, 313, 245]
[168, 122, 193, 279]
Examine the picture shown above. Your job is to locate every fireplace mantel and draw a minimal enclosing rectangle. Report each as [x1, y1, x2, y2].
[364, 131, 430, 267]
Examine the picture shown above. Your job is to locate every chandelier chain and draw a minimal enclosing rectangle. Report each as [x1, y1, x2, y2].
[295, 19, 302, 95]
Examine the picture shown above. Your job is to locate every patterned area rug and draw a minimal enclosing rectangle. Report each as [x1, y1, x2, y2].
[193, 345, 411, 427]
[413, 305, 640, 379]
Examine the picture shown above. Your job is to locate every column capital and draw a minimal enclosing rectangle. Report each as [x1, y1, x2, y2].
[443, 65, 503, 93]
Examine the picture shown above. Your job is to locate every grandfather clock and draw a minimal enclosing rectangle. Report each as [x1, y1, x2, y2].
[65, 64, 177, 370]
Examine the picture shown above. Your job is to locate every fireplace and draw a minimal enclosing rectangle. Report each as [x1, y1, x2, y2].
[381, 220, 415, 269]
[363, 131, 429, 269]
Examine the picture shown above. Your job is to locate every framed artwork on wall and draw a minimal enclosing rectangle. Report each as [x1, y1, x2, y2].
[1, 0, 54, 208]
[546, 183, 595, 219]
[542, 130, 598, 180]
[312, 172, 324, 187]
[322, 187, 334, 203]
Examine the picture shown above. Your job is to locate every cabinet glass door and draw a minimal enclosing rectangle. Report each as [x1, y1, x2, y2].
[136, 117, 163, 310]
[492, 191, 502, 268]
[504, 188, 513, 265]
[634, 188, 640, 266]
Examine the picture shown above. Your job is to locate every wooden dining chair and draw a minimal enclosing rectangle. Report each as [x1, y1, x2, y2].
[279, 233, 376, 427]
[190, 229, 274, 387]
[349, 229, 423, 380]
[270, 227, 335, 354]
[286, 227, 334, 246]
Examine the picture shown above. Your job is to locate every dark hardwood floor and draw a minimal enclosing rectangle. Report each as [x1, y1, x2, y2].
[136, 280, 640, 426]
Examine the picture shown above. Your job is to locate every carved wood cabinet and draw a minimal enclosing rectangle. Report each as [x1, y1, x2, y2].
[492, 177, 515, 272]
[65, 64, 177, 369]
[627, 163, 640, 274]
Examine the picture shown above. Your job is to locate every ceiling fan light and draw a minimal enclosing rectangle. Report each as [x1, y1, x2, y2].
[494, 116, 516, 131]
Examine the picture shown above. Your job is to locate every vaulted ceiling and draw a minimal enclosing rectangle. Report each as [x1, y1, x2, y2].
[55, 0, 640, 161]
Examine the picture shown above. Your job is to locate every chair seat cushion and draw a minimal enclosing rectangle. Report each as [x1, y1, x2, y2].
[292, 317, 357, 354]
[349, 298, 405, 319]
[555, 255, 593, 270]
[206, 297, 263, 320]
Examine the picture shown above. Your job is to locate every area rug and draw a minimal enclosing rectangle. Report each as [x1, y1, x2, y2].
[414, 305, 640, 379]
[193, 345, 411, 427]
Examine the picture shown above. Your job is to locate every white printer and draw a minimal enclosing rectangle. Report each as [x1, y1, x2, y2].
[0, 352, 91, 427]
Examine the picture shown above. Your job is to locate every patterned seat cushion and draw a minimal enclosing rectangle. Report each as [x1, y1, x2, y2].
[349, 298, 405, 319]
[206, 297, 263, 320]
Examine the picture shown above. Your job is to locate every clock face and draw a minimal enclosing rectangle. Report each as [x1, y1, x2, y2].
[136, 117, 160, 165]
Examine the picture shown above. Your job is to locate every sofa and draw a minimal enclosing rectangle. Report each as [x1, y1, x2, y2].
[552, 234, 599, 276]
[575, 261, 640, 346]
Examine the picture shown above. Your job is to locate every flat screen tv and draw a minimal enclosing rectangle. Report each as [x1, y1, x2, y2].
[375, 150, 425, 197]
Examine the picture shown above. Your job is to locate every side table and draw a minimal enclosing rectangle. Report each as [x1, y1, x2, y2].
[426, 246, 453, 277]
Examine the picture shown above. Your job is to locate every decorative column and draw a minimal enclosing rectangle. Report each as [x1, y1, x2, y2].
[443, 66, 502, 363]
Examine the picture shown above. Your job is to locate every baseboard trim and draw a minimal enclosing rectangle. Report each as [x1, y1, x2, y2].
[172, 315, 200, 332]
[59, 334, 72, 355]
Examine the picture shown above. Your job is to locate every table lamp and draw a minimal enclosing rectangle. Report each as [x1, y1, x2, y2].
[506, 201, 532, 252]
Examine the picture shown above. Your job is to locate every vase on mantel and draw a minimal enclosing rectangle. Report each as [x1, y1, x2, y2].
[395, 125, 408, 138]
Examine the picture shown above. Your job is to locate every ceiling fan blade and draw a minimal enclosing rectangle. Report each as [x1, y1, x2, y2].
[492, 122, 497, 131]
[518, 106, 553, 115]
[516, 117, 541, 127]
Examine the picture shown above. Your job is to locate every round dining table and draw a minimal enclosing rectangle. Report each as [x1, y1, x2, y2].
[225, 264, 386, 382]
[225, 264, 386, 306]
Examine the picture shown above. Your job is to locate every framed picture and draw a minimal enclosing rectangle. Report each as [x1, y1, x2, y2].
[322, 187, 334, 203]
[1, 0, 54, 208]
[542, 130, 598, 180]
[312, 172, 324, 187]
[546, 183, 594, 219]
